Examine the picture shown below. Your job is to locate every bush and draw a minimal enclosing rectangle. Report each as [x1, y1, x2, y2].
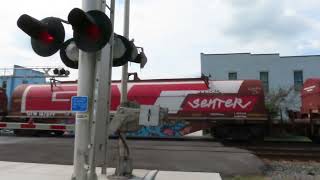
[265, 87, 293, 119]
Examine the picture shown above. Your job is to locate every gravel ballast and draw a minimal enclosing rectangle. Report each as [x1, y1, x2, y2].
[263, 159, 320, 180]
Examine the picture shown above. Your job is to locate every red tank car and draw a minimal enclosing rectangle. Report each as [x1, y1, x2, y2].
[0, 88, 7, 117]
[5, 78, 267, 139]
[301, 78, 320, 115]
[285, 78, 320, 142]
[9, 78, 266, 120]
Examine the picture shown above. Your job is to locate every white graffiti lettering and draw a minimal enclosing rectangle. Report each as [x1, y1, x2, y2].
[187, 97, 252, 110]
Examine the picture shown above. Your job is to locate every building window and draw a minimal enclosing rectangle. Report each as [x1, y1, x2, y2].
[294, 70, 303, 91]
[22, 80, 28, 84]
[228, 72, 237, 80]
[260, 72, 269, 93]
[2, 81, 6, 89]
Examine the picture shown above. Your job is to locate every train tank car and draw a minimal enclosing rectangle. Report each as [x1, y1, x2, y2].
[301, 78, 320, 115]
[287, 78, 320, 142]
[0, 88, 7, 118]
[7, 78, 267, 139]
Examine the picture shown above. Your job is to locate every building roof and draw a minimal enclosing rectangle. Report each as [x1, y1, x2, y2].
[201, 52, 320, 59]
[13, 65, 45, 75]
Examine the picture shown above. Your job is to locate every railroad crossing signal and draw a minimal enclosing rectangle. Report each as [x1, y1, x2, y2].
[53, 68, 70, 76]
[17, 15, 65, 57]
[68, 8, 112, 52]
[113, 34, 148, 68]
[17, 8, 113, 68]
[60, 39, 79, 69]
[17, 9, 146, 68]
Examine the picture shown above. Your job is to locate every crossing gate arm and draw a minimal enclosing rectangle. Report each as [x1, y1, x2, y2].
[0, 122, 74, 131]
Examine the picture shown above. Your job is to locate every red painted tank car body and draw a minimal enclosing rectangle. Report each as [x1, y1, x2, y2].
[301, 78, 320, 114]
[8, 78, 267, 122]
[0, 88, 7, 117]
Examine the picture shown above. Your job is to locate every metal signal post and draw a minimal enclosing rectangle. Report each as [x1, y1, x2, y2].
[87, 0, 115, 179]
[116, 0, 132, 177]
[72, 0, 112, 180]
[71, 5, 97, 180]
[121, 0, 130, 104]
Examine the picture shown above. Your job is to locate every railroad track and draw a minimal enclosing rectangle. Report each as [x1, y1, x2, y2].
[124, 136, 320, 161]
[2, 132, 320, 161]
[116, 136, 320, 160]
[222, 142, 320, 161]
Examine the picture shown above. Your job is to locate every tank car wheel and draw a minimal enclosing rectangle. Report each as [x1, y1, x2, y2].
[35, 130, 52, 137]
[211, 127, 228, 141]
[311, 136, 320, 144]
[53, 131, 65, 137]
[249, 126, 265, 142]
[13, 130, 24, 136]
[13, 129, 37, 136]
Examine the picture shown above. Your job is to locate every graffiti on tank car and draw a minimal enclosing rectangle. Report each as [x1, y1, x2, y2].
[127, 122, 190, 137]
[187, 97, 252, 109]
[182, 95, 257, 112]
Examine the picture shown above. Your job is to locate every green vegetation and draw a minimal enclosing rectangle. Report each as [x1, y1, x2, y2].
[265, 87, 294, 119]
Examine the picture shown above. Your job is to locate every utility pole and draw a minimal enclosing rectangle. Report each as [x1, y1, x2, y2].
[116, 0, 132, 177]
[121, 0, 130, 103]
[101, 0, 115, 175]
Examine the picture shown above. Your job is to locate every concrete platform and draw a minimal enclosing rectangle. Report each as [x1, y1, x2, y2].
[0, 161, 221, 180]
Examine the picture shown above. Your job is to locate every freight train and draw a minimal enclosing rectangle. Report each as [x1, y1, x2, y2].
[0, 77, 319, 142]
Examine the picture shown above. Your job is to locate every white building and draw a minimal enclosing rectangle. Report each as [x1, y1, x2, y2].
[201, 53, 320, 111]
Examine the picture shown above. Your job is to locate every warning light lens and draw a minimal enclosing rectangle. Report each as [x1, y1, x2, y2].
[39, 31, 54, 44]
[86, 25, 101, 41]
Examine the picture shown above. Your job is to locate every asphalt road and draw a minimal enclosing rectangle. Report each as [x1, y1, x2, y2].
[0, 135, 265, 176]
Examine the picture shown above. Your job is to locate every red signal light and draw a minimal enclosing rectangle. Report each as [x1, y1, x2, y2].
[39, 31, 54, 44]
[86, 25, 101, 41]
[68, 8, 112, 52]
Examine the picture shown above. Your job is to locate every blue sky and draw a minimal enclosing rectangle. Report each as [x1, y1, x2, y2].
[0, 0, 319, 80]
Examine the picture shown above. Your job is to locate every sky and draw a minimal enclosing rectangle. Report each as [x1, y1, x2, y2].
[0, 0, 319, 80]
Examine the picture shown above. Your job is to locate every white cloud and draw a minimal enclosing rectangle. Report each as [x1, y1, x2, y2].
[0, 0, 319, 81]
